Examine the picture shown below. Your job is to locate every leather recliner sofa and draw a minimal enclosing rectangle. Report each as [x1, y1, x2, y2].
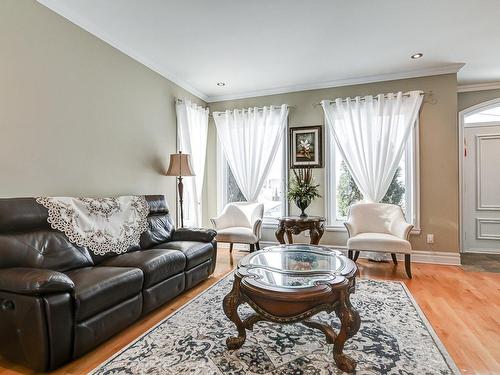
[0, 195, 217, 371]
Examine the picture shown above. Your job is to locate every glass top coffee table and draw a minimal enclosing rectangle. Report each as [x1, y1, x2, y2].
[223, 244, 360, 373]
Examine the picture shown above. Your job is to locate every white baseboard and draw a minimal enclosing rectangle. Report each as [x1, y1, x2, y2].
[462, 248, 500, 255]
[402, 251, 461, 265]
[259, 241, 461, 266]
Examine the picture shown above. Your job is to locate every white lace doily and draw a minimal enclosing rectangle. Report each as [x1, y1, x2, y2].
[36, 196, 150, 256]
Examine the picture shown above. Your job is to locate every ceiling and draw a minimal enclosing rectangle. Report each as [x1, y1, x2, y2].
[38, 0, 500, 102]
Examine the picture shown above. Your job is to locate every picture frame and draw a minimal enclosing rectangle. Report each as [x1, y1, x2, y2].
[289, 125, 323, 168]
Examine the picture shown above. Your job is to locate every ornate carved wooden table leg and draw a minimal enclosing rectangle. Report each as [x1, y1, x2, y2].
[302, 319, 336, 344]
[310, 221, 325, 244]
[275, 222, 286, 244]
[286, 230, 294, 244]
[222, 276, 247, 349]
[333, 288, 361, 373]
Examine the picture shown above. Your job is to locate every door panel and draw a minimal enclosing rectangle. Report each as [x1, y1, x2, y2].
[463, 125, 500, 253]
[476, 134, 500, 210]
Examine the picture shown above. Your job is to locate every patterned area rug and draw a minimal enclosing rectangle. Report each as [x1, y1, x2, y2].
[90, 275, 460, 374]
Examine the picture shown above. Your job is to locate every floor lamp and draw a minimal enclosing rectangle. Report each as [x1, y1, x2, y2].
[166, 151, 195, 228]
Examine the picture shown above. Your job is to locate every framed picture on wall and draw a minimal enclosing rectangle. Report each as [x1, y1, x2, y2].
[289, 125, 323, 168]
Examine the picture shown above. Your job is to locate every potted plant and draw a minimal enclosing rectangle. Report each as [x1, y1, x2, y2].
[287, 167, 321, 218]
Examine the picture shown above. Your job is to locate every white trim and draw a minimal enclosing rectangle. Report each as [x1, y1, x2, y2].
[460, 97, 500, 123]
[410, 120, 421, 230]
[407, 251, 460, 265]
[464, 121, 500, 129]
[260, 241, 460, 265]
[207, 64, 464, 102]
[476, 218, 500, 240]
[37, 0, 209, 102]
[216, 138, 226, 214]
[457, 82, 500, 93]
[324, 125, 337, 226]
[458, 97, 500, 253]
[462, 247, 500, 255]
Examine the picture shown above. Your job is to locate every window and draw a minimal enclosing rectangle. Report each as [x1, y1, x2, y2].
[464, 103, 500, 123]
[218, 135, 287, 225]
[325, 122, 419, 229]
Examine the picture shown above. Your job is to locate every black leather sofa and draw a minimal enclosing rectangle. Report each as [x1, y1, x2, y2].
[0, 195, 217, 371]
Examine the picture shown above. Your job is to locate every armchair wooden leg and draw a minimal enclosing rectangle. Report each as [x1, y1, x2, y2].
[353, 251, 360, 262]
[255, 241, 260, 250]
[249, 244, 255, 253]
[347, 250, 353, 260]
[229, 243, 233, 253]
[405, 254, 412, 279]
[391, 253, 398, 265]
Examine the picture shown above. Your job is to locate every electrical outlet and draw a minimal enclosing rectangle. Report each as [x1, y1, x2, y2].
[426, 234, 434, 244]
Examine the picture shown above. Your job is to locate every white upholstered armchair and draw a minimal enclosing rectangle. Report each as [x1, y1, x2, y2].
[344, 203, 414, 278]
[211, 202, 264, 253]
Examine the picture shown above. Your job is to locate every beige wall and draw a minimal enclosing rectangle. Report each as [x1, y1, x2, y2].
[458, 89, 500, 111]
[207, 74, 459, 252]
[0, 1, 464, 252]
[0, 0, 205, 217]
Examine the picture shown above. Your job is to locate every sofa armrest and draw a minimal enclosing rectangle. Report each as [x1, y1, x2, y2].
[0, 268, 74, 296]
[391, 221, 414, 240]
[171, 228, 217, 243]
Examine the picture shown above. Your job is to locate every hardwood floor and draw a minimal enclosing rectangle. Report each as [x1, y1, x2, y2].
[1, 247, 499, 375]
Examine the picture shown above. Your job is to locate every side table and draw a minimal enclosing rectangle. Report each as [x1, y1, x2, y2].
[275, 216, 326, 245]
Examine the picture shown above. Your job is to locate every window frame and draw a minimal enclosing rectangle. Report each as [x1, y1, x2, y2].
[324, 120, 420, 233]
[216, 128, 289, 228]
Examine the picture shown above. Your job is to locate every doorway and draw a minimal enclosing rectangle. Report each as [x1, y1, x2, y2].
[459, 98, 500, 254]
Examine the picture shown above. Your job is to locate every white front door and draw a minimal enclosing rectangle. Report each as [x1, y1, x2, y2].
[463, 124, 500, 254]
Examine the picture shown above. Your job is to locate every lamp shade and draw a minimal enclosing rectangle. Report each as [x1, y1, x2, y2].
[166, 152, 195, 176]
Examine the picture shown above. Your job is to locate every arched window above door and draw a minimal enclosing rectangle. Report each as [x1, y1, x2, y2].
[464, 101, 500, 123]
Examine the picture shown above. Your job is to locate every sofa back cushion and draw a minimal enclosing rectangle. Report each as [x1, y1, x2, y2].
[0, 195, 176, 269]
[139, 195, 175, 249]
[0, 198, 94, 271]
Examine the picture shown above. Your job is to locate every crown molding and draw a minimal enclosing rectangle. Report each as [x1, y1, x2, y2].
[457, 82, 500, 93]
[37, 0, 209, 102]
[206, 63, 465, 103]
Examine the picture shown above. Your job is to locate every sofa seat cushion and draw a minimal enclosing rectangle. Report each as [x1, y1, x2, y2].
[65, 267, 143, 322]
[153, 241, 213, 270]
[347, 233, 411, 253]
[216, 227, 257, 244]
[99, 249, 186, 288]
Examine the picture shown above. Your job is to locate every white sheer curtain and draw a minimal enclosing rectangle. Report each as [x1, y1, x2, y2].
[321, 91, 423, 202]
[213, 105, 289, 202]
[176, 99, 209, 227]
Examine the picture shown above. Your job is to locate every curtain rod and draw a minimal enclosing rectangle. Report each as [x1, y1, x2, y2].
[314, 91, 431, 107]
[210, 105, 296, 116]
[175, 98, 209, 110]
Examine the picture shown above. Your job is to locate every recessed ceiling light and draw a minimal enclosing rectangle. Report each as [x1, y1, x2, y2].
[410, 53, 423, 59]
[217, 82, 226, 86]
